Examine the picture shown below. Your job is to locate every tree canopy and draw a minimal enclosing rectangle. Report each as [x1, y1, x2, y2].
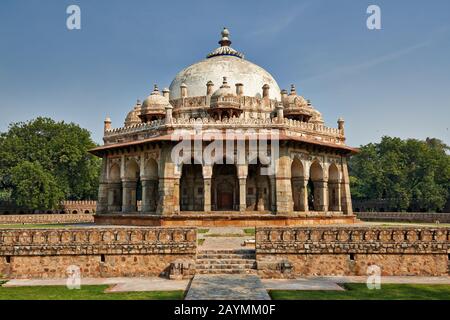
[0, 117, 101, 210]
[349, 136, 450, 212]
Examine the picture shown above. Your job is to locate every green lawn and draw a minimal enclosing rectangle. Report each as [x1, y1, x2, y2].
[243, 228, 255, 236]
[0, 284, 184, 300]
[270, 283, 450, 300]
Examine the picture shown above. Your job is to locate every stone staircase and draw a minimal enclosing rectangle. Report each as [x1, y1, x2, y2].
[196, 249, 257, 275]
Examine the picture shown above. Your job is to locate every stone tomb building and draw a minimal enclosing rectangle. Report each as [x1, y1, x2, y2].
[90, 29, 358, 226]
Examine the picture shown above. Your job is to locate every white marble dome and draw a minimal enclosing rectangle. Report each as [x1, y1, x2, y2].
[169, 28, 281, 101]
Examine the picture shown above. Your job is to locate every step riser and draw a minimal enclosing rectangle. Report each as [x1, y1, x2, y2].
[196, 249, 256, 275]
[196, 270, 257, 275]
[197, 255, 256, 260]
[199, 250, 255, 255]
[197, 260, 256, 265]
[196, 264, 256, 270]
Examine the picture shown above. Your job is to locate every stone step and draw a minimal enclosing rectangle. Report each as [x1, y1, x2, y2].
[197, 254, 256, 260]
[196, 269, 258, 275]
[196, 263, 256, 270]
[198, 249, 255, 255]
[196, 259, 256, 265]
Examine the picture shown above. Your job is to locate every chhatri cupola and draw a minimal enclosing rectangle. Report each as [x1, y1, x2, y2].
[139, 85, 172, 122]
[208, 77, 242, 120]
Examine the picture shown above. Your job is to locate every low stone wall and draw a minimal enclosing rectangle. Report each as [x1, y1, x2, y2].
[0, 227, 197, 279]
[256, 227, 450, 278]
[356, 212, 450, 223]
[0, 200, 97, 215]
[0, 214, 94, 225]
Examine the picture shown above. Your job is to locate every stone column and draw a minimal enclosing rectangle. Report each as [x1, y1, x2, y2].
[156, 177, 179, 215]
[237, 164, 248, 212]
[107, 182, 122, 212]
[340, 159, 353, 215]
[204, 178, 212, 212]
[314, 180, 328, 212]
[300, 178, 309, 212]
[238, 178, 247, 212]
[122, 180, 137, 213]
[275, 155, 293, 214]
[96, 157, 109, 214]
[203, 165, 212, 212]
[328, 181, 342, 211]
[269, 176, 276, 212]
[141, 179, 155, 213]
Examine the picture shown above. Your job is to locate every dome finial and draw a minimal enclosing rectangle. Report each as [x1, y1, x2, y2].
[219, 76, 230, 89]
[219, 27, 231, 47]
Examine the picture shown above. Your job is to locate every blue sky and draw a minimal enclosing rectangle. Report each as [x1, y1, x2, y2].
[0, 0, 449, 146]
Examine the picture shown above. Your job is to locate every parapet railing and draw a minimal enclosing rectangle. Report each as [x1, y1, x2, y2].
[104, 117, 343, 140]
[0, 227, 197, 255]
[255, 226, 450, 254]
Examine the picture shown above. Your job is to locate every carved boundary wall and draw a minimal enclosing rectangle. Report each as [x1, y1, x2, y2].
[256, 227, 450, 278]
[356, 212, 450, 223]
[0, 227, 196, 279]
[0, 214, 94, 225]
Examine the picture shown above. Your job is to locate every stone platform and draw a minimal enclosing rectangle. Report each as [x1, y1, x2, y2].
[94, 212, 357, 227]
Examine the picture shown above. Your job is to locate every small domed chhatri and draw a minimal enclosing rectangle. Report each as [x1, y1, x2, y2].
[90, 28, 358, 227]
[139, 85, 171, 122]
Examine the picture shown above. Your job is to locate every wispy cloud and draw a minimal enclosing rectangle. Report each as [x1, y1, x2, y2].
[302, 40, 432, 83]
[246, 2, 311, 38]
[302, 26, 450, 83]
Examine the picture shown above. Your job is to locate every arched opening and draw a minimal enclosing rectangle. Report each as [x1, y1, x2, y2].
[108, 163, 122, 212]
[122, 159, 140, 212]
[247, 160, 271, 211]
[84, 210, 90, 214]
[72, 210, 78, 214]
[328, 163, 341, 211]
[142, 158, 159, 212]
[212, 161, 238, 211]
[309, 161, 324, 211]
[291, 158, 306, 211]
[180, 161, 204, 211]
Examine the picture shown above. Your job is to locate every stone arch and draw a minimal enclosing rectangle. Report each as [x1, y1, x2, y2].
[107, 162, 122, 212]
[180, 159, 204, 211]
[328, 163, 341, 211]
[212, 159, 239, 211]
[247, 158, 271, 212]
[308, 160, 325, 211]
[109, 163, 121, 182]
[309, 161, 323, 181]
[141, 158, 159, 213]
[143, 158, 158, 179]
[121, 158, 140, 212]
[291, 157, 306, 211]
[124, 158, 140, 180]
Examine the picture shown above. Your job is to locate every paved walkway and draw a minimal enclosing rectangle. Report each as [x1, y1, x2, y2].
[262, 278, 344, 291]
[198, 227, 254, 251]
[185, 275, 271, 300]
[312, 276, 450, 285]
[4, 277, 189, 292]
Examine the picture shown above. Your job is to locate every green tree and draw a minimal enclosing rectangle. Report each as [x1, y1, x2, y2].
[10, 161, 65, 210]
[349, 136, 450, 212]
[0, 117, 101, 210]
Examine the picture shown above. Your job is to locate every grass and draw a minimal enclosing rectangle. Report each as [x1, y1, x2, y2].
[198, 238, 205, 245]
[243, 228, 255, 236]
[197, 229, 209, 234]
[0, 284, 184, 300]
[269, 283, 450, 300]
